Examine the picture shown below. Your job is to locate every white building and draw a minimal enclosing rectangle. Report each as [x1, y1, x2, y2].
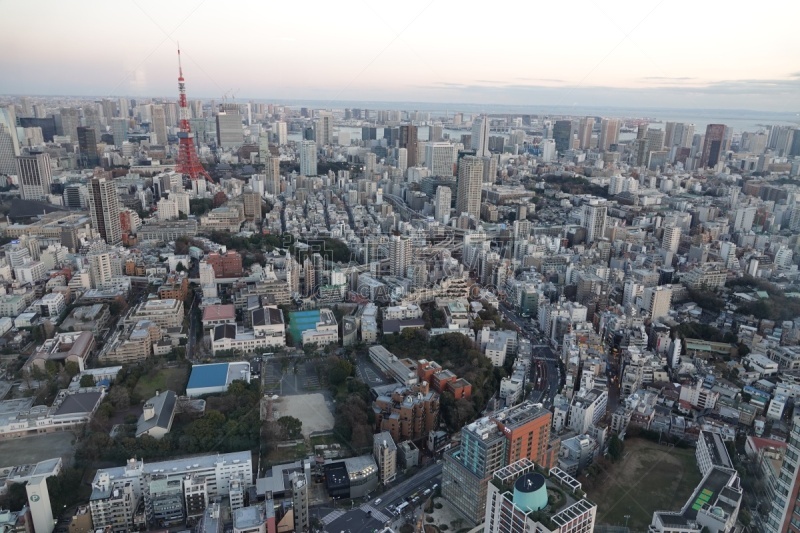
[569, 388, 608, 434]
[300, 308, 338, 347]
[299, 140, 317, 176]
[426, 142, 454, 177]
[373, 431, 397, 485]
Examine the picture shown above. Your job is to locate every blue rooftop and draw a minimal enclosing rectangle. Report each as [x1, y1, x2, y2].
[187, 363, 230, 389]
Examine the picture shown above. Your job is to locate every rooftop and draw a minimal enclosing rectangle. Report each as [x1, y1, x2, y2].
[202, 304, 236, 322]
[233, 504, 265, 530]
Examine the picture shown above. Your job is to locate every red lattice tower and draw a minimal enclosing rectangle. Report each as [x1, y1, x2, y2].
[175, 46, 212, 181]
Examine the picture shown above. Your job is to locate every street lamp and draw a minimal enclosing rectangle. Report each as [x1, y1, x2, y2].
[624, 514, 631, 529]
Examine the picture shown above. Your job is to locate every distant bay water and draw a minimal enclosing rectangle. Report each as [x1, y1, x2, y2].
[277, 99, 799, 138]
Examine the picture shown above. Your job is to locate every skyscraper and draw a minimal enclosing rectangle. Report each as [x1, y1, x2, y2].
[552, 120, 573, 153]
[426, 142, 454, 176]
[315, 111, 333, 147]
[598, 118, 620, 151]
[578, 117, 594, 149]
[266, 156, 281, 195]
[88, 176, 122, 245]
[456, 156, 483, 220]
[77, 127, 99, 168]
[299, 140, 317, 176]
[765, 413, 800, 532]
[397, 147, 407, 175]
[399, 124, 419, 167]
[16, 152, 52, 201]
[661, 225, 681, 254]
[700, 124, 726, 168]
[0, 106, 20, 174]
[59, 108, 80, 141]
[435, 186, 451, 224]
[471, 115, 490, 157]
[111, 118, 128, 148]
[581, 199, 607, 243]
[388, 235, 412, 277]
[275, 121, 287, 145]
[151, 105, 168, 145]
[216, 107, 243, 148]
[118, 97, 129, 119]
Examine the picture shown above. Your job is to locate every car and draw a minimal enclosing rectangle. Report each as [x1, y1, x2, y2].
[373, 498, 382, 505]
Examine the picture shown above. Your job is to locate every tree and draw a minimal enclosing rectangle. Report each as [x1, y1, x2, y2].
[277, 416, 303, 440]
[608, 434, 624, 462]
[64, 361, 80, 378]
[108, 387, 130, 409]
[79, 374, 95, 388]
[0, 482, 28, 512]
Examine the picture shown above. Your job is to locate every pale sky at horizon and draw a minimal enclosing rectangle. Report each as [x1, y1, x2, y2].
[2, 0, 799, 111]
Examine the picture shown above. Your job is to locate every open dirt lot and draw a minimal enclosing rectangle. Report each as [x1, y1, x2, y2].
[272, 393, 334, 436]
[588, 438, 702, 531]
[0, 432, 77, 468]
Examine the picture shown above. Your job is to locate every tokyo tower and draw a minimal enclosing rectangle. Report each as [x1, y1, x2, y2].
[175, 47, 212, 181]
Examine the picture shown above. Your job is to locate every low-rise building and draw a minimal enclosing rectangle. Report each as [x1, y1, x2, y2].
[211, 324, 285, 356]
[136, 390, 177, 440]
[25, 330, 95, 373]
[126, 298, 184, 330]
[186, 362, 251, 397]
[373, 431, 397, 485]
[202, 304, 237, 330]
[300, 308, 338, 347]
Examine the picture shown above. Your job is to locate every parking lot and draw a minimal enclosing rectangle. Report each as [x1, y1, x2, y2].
[355, 357, 388, 388]
[262, 356, 324, 395]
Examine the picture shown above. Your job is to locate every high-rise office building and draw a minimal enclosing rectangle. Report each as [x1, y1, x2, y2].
[315, 111, 333, 147]
[151, 105, 168, 145]
[399, 124, 419, 167]
[766, 413, 800, 532]
[598, 118, 620, 151]
[18, 117, 56, 143]
[83, 105, 103, 134]
[216, 107, 244, 148]
[59, 108, 80, 141]
[430, 123, 444, 142]
[111, 118, 128, 148]
[397, 147, 407, 175]
[388, 235, 412, 277]
[435, 186, 451, 224]
[578, 117, 594, 149]
[662, 225, 681, 253]
[581, 199, 607, 243]
[88, 176, 122, 245]
[426, 142, 454, 177]
[118, 97, 129, 119]
[16, 152, 52, 200]
[456, 155, 483, 220]
[275, 121, 287, 145]
[553, 120, 573, 153]
[266, 156, 281, 195]
[700, 124, 726, 168]
[471, 115, 490, 157]
[442, 402, 552, 524]
[645, 128, 665, 152]
[299, 140, 317, 176]
[641, 285, 672, 321]
[77, 126, 99, 168]
[0, 106, 20, 174]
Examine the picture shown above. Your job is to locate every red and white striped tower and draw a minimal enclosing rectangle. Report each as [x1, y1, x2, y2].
[175, 46, 212, 181]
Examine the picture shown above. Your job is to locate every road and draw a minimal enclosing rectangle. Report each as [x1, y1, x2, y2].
[316, 463, 442, 531]
[499, 303, 563, 406]
[186, 290, 200, 361]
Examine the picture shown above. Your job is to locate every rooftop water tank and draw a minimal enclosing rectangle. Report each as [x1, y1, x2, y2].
[513, 473, 548, 513]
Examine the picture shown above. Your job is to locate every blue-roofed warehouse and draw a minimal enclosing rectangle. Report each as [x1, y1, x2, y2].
[186, 362, 251, 397]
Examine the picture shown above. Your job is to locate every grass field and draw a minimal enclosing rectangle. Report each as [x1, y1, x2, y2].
[588, 439, 702, 531]
[133, 366, 189, 400]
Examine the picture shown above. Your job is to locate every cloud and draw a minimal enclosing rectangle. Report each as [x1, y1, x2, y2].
[641, 76, 696, 81]
[514, 77, 566, 83]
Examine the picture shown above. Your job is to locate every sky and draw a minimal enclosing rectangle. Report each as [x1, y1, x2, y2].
[2, 0, 799, 112]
